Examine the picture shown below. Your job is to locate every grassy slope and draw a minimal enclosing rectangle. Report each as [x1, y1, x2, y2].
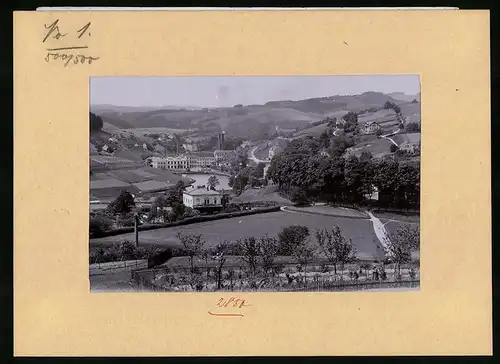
[90, 210, 385, 259]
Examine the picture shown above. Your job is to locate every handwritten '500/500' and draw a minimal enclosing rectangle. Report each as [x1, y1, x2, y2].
[45, 51, 99, 67]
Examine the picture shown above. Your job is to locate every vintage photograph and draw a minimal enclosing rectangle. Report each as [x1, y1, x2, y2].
[89, 75, 421, 292]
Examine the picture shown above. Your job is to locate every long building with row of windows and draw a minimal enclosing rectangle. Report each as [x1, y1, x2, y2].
[150, 150, 236, 171]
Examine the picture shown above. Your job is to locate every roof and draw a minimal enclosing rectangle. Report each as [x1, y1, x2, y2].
[133, 180, 171, 192]
[184, 188, 221, 196]
[214, 149, 236, 155]
[189, 151, 216, 158]
[365, 120, 380, 126]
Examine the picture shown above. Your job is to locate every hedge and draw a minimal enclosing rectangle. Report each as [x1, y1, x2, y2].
[90, 206, 281, 239]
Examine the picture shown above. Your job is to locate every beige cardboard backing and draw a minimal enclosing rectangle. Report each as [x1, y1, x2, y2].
[13, 10, 491, 356]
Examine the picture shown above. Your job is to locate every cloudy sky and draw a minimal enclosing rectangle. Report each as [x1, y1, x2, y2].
[90, 75, 420, 108]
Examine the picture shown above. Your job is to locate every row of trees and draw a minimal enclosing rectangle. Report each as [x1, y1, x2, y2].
[267, 136, 420, 209]
[90, 112, 104, 133]
[173, 222, 419, 290]
[384, 101, 402, 114]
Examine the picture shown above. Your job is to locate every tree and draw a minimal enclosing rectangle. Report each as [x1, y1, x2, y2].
[207, 175, 220, 190]
[170, 202, 185, 221]
[342, 111, 358, 124]
[259, 234, 279, 278]
[148, 194, 169, 222]
[278, 225, 310, 256]
[393, 105, 401, 114]
[176, 233, 205, 274]
[292, 238, 316, 286]
[319, 130, 331, 149]
[384, 101, 396, 110]
[254, 162, 266, 179]
[213, 241, 230, 289]
[360, 150, 373, 162]
[237, 237, 260, 279]
[406, 122, 421, 133]
[315, 227, 357, 276]
[90, 112, 103, 133]
[107, 190, 136, 215]
[290, 187, 309, 206]
[89, 214, 113, 235]
[384, 225, 419, 278]
[390, 144, 399, 153]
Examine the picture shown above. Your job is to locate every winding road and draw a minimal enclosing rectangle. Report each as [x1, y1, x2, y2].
[249, 146, 270, 164]
[380, 128, 400, 147]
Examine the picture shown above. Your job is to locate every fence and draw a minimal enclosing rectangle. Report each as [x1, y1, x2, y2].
[89, 259, 148, 275]
[130, 262, 420, 292]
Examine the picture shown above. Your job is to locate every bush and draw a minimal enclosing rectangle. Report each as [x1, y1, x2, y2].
[390, 144, 399, 153]
[116, 213, 136, 227]
[290, 187, 309, 206]
[406, 122, 420, 133]
[89, 214, 113, 235]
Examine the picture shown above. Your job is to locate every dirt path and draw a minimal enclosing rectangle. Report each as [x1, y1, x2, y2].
[365, 211, 391, 253]
[248, 146, 269, 164]
[381, 128, 400, 147]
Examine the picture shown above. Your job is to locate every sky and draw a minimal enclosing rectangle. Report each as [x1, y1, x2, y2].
[90, 75, 420, 108]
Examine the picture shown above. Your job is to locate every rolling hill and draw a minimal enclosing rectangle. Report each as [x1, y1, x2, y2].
[91, 92, 405, 140]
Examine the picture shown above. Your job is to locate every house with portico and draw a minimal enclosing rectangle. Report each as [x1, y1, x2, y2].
[182, 186, 224, 212]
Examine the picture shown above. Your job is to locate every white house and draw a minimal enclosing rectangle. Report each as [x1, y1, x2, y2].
[182, 143, 198, 152]
[183, 187, 223, 209]
[364, 121, 381, 134]
[398, 141, 416, 153]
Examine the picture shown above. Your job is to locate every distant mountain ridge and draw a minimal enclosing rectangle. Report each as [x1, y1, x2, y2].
[387, 92, 420, 102]
[92, 91, 412, 140]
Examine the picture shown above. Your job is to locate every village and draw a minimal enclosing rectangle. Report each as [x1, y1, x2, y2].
[89, 77, 421, 293]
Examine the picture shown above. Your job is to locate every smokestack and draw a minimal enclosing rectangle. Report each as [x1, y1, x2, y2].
[218, 131, 225, 150]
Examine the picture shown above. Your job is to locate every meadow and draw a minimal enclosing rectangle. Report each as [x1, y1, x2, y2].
[90, 210, 392, 260]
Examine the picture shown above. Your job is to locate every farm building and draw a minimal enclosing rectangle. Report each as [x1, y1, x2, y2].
[363, 121, 381, 134]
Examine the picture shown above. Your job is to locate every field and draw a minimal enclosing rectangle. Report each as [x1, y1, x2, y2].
[123, 127, 194, 136]
[232, 186, 292, 204]
[357, 109, 395, 124]
[90, 156, 191, 200]
[348, 138, 393, 158]
[392, 133, 421, 146]
[284, 205, 368, 219]
[294, 123, 329, 138]
[254, 146, 271, 160]
[90, 210, 387, 260]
